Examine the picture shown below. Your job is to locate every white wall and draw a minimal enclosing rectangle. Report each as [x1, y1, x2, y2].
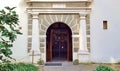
[0, 0, 29, 62]
[91, 0, 120, 63]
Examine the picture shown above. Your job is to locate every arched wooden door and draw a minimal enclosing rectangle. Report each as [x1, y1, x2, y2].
[46, 22, 72, 62]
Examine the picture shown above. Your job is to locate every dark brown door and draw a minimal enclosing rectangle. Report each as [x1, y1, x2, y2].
[50, 30, 69, 61]
[46, 22, 72, 62]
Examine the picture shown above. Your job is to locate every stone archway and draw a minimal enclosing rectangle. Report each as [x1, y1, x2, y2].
[38, 13, 80, 62]
[46, 22, 72, 62]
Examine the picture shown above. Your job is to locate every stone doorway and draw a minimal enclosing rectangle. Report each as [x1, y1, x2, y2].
[46, 22, 72, 62]
[26, 0, 92, 63]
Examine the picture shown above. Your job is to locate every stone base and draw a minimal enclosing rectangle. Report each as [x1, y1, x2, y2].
[78, 51, 90, 63]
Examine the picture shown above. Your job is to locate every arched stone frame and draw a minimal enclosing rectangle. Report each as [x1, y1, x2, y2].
[38, 13, 80, 62]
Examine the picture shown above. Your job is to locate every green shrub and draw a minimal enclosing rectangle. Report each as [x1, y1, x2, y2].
[0, 63, 38, 71]
[37, 58, 44, 65]
[0, 6, 22, 62]
[94, 65, 116, 71]
[73, 59, 79, 65]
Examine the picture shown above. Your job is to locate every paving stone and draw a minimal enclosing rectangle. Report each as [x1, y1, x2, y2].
[38, 62, 120, 71]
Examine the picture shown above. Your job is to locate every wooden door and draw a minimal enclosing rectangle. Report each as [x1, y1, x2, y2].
[50, 29, 69, 61]
[46, 22, 72, 62]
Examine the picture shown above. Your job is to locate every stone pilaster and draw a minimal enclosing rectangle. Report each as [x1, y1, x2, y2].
[79, 14, 89, 54]
[31, 13, 40, 51]
[78, 13, 90, 63]
[31, 13, 41, 63]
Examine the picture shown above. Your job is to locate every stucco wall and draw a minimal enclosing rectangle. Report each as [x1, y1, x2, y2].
[0, 0, 29, 62]
[0, 0, 120, 63]
[91, 0, 120, 63]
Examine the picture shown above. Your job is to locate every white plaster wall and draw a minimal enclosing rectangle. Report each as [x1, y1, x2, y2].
[0, 0, 29, 63]
[91, 0, 120, 63]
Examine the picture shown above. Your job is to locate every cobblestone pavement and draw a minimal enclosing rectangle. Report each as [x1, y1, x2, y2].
[38, 62, 120, 71]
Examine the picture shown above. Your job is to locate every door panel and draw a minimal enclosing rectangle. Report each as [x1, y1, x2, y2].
[51, 30, 68, 61]
[60, 41, 67, 59]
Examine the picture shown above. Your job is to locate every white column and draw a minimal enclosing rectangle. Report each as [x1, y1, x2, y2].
[79, 14, 89, 54]
[31, 13, 40, 51]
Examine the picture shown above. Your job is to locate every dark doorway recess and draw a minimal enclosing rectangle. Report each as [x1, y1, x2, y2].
[46, 22, 72, 62]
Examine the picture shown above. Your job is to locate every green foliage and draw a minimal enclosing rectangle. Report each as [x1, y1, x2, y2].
[94, 65, 116, 71]
[37, 58, 44, 65]
[73, 59, 79, 65]
[0, 6, 22, 62]
[0, 63, 38, 71]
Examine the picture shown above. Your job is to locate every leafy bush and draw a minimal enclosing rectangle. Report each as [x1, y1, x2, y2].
[73, 59, 79, 65]
[94, 65, 116, 71]
[37, 58, 44, 65]
[0, 6, 22, 62]
[0, 63, 38, 71]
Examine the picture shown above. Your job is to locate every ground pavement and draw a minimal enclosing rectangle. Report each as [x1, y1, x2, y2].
[38, 62, 120, 71]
